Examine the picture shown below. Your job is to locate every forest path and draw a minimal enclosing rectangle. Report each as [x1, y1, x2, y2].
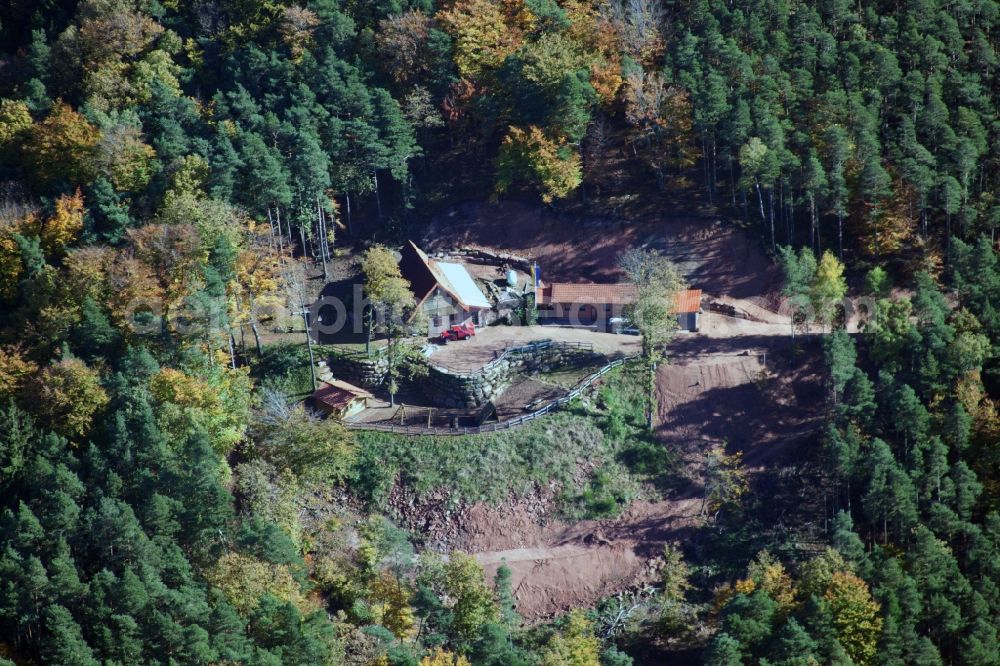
[471, 497, 703, 619]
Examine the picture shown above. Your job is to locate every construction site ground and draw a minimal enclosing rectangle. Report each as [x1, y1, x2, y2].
[449, 331, 824, 619]
[357, 203, 832, 619]
[426, 324, 643, 372]
[422, 200, 781, 300]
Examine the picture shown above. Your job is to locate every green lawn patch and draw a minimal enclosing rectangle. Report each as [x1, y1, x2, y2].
[348, 361, 677, 518]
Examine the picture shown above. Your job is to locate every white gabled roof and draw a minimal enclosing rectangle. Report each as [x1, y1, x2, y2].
[436, 262, 492, 309]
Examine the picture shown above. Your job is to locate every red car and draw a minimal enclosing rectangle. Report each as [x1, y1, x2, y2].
[439, 323, 475, 343]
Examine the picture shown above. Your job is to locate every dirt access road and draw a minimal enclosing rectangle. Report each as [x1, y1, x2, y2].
[409, 201, 824, 618]
[427, 309, 793, 373]
[459, 331, 823, 619]
[427, 324, 643, 371]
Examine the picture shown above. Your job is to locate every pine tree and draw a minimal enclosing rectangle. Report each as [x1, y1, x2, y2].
[494, 563, 519, 628]
[41, 604, 100, 666]
[703, 632, 743, 666]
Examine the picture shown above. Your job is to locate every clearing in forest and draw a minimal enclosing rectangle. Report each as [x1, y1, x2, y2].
[422, 200, 780, 300]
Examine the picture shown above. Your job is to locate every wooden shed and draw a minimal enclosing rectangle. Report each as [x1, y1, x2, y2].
[313, 380, 373, 419]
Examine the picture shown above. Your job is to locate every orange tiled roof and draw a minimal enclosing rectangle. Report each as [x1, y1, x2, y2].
[540, 282, 639, 305]
[538, 283, 702, 313]
[674, 289, 702, 314]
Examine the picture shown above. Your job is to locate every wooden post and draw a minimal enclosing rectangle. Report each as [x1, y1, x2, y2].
[317, 197, 328, 281]
[300, 305, 317, 392]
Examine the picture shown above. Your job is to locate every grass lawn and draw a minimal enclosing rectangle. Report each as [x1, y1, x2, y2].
[348, 361, 679, 518]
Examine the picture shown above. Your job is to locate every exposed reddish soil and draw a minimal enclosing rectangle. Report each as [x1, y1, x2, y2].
[425, 334, 824, 619]
[387, 476, 699, 619]
[660, 333, 826, 472]
[389, 205, 825, 620]
[470, 497, 703, 619]
[422, 200, 780, 299]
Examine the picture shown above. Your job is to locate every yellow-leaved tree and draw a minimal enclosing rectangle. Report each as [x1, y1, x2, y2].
[93, 124, 157, 192]
[63, 246, 115, 305]
[0, 346, 38, 401]
[204, 552, 312, 615]
[561, 0, 623, 105]
[21, 189, 85, 256]
[0, 99, 32, 151]
[426, 552, 499, 643]
[420, 648, 471, 666]
[126, 223, 204, 324]
[369, 570, 416, 639]
[744, 551, 797, 615]
[32, 357, 109, 438]
[232, 223, 285, 357]
[23, 102, 101, 188]
[540, 609, 601, 666]
[104, 254, 161, 333]
[701, 444, 748, 517]
[279, 6, 320, 62]
[0, 223, 22, 302]
[149, 365, 253, 455]
[810, 250, 848, 332]
[495, 125, 582, 203]
[823, 571, 882, 666]
[436, 0, 523, 79]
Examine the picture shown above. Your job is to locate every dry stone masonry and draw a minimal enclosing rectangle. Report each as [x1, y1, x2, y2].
[318, 341, 600, 408]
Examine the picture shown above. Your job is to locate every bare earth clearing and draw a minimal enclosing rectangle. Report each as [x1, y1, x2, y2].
[456, 332, 822, 619]
[389, 204, 825, 619]
[427, 325, 643, 371]
[423, 200, 780, 299]
[659, 333, 825, 472]
[470, 497, 704, 619]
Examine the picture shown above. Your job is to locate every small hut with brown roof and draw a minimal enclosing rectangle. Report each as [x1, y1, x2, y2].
[537, 283, 702, 332]
[313, 379, 373, 419]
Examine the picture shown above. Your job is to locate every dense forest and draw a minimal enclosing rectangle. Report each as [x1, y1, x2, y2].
[0, 0, 998, 664]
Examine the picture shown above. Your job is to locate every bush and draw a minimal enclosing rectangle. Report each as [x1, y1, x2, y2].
[563, 466, 640, 519]
[253, 343, 313, 396]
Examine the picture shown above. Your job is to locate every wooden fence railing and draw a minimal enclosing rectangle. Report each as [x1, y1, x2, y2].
[345, 354, 638, 436]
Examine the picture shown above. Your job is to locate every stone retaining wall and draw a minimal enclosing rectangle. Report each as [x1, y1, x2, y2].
[420, 347, 599, 408]
[323, 352, 389, 388]
[321, 343, 600, 407]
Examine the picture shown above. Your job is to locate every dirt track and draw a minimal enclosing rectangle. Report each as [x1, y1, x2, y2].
[406, 203, 826, 619]
[428, 324, 642, 371]
[469, 497, 703, 619]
